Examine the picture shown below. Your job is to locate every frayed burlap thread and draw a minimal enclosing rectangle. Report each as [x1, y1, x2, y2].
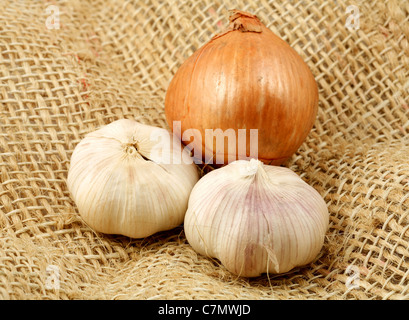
[1, 0, 409, 299]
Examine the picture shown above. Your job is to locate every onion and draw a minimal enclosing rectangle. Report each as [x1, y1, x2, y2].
[165, 10, 318, 166]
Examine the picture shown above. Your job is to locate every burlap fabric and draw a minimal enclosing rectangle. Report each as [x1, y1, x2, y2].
[1, 0, 408, 300]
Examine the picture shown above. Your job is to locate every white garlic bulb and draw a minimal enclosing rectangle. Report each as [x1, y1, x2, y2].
[67, 119, 199, 238]
[184, 159, 329, 277]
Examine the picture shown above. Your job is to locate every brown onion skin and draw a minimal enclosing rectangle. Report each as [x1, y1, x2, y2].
[165, 10, 318, 166]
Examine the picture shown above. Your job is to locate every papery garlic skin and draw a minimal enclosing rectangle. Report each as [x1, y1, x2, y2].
[67, 119, 199, 238]
[184, 159, 329, 277]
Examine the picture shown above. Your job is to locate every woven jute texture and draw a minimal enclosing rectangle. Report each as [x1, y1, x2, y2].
[1, 0, 409, 300]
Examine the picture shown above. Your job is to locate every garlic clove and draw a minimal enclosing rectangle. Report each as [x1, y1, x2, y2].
[67, 119, 199, 239]
[184, 159, 329, 277]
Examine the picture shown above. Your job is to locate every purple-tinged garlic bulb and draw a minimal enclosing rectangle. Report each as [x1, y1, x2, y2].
[184, 159, 329, 277]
